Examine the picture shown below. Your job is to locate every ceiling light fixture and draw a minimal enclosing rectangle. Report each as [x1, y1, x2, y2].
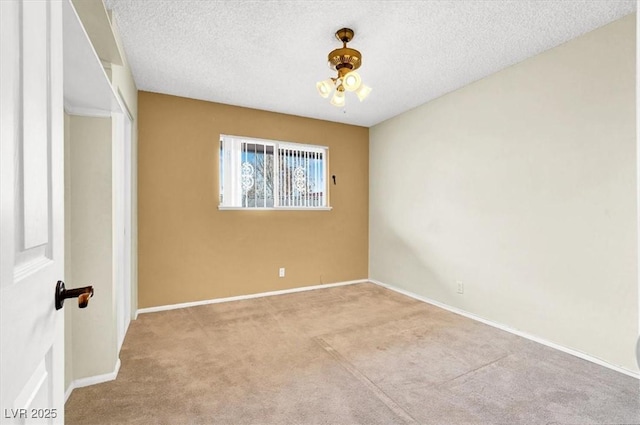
[316, 28, 371, 107]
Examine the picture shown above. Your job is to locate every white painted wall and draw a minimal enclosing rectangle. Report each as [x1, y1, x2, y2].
[66, 115, 117, 380]
[370, 15, 638, 373]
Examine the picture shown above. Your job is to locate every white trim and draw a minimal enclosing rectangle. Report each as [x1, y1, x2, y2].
[218, 206, 332, 211]
[115, 89, 133, 122]
[369, 279, 640, 380]
[137, 279, 367, 315]
[64, 383, 74, 404]
[636, 2, 640, 372]
[111, 90, 130, 121]
[63, 104, 111, 118]
[64, 359, 121, 403]
[220, 133, 328, 151]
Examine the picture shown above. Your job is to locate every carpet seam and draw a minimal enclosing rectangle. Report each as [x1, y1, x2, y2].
[313, 336, 419, 425]
[441, 353, 512, 386]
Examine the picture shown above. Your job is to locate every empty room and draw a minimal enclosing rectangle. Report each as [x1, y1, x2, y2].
[1, 0, 639, 424]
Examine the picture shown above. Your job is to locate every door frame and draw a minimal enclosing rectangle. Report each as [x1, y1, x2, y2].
[113, 91, 133, 352]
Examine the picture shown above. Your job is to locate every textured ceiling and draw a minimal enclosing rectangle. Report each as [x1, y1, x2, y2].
[104, 0, 635, 127]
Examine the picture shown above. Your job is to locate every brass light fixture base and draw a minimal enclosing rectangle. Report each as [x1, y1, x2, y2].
[327, 27, 361, 73]
[335, 28, 354, 44]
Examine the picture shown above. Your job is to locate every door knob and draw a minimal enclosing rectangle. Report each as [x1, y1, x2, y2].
[55, 280, 94, 310]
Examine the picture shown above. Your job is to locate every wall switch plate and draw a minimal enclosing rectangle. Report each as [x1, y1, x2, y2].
[279, 268, 285, 278]
[457, 281, 464, 294]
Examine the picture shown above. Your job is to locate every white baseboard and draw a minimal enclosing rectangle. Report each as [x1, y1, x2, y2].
[64, 358, 121, 403]
[137, 279, 368, 315]
[369, 279, 640, 380]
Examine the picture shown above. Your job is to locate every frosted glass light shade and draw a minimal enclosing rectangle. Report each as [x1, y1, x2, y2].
[316, 79, 334, 98]
[330, 90, 345, 107]
[342, 71, 362, 92]
[355, 84, 372, 101]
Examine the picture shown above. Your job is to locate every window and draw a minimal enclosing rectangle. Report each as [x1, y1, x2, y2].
[219, 135, 329, 210]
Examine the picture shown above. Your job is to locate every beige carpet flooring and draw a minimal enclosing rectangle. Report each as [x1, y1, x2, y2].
[66, 283, 640, 424]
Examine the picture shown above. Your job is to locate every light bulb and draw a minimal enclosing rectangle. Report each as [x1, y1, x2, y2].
[316, 79, 334, 98]
[330, 90, 345, 107]
[342, 71, 362, 92]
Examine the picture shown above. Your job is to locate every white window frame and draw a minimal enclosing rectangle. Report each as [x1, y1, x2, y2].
[219, 134, 331, 210]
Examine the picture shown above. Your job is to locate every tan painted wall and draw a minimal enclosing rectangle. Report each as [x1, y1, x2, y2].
[370, 15, 638, 373]
[138, 92, 369, 308]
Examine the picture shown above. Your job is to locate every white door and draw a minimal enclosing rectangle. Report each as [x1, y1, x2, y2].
[1, 0, 65, 423]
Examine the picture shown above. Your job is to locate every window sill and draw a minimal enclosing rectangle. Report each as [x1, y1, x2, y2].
[218, 206, 333, 211]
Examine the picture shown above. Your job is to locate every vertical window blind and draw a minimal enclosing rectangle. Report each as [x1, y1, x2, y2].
[219, 135, 329, 209]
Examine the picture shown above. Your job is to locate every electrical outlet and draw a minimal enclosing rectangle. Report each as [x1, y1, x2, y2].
[457, 281, 464, 294]
[279, 267, 285, 278]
